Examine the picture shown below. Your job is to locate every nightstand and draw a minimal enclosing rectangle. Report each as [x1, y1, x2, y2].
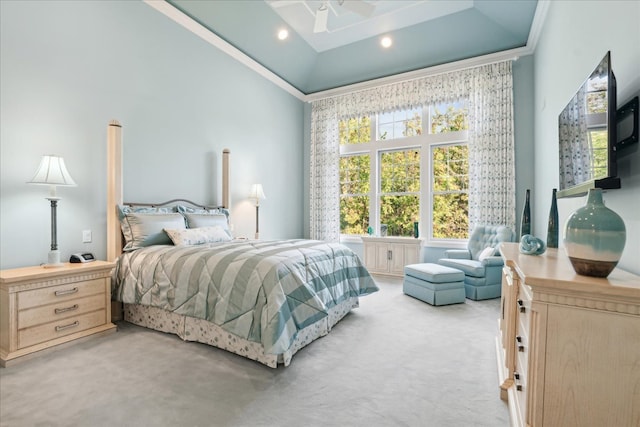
[0, 261, 117, 366]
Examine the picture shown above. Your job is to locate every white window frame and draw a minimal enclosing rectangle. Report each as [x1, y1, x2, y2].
[427, 139, 469, 248]
[339, 106, 468, 247]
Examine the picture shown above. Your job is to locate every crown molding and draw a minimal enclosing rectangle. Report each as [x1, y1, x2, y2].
[526, 0, 551, 52]
[304, 46, 531, 102]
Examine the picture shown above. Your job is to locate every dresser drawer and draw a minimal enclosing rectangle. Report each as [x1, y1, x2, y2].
[17, 278, 105, 310]
[18, 294, 106, 329]
[18, 309, 107, 349]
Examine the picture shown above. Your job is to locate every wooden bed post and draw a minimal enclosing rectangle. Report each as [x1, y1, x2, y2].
[106, 120, 123, 263]
[222, 148, 230, 209]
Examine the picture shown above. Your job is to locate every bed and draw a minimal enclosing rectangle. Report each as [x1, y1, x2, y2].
[106, 121, 378, 367]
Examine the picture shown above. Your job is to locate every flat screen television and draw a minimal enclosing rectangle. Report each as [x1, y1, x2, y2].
[557, 51, 620, 198]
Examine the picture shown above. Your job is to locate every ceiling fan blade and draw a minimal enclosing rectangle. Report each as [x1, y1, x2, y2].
[313, 4, 329, 33]
[338, 0, 375, 18]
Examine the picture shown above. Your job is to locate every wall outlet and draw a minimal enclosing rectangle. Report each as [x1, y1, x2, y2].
[82, 230, 92, 243]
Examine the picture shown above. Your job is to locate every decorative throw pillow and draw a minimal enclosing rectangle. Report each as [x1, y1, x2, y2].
[181, 213, 232, 238]
[121, 213, 186, 251]
[164, 226, 232, 246]
[478, 246, 496, 261]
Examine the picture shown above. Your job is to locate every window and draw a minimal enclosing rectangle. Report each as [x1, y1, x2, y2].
[431, 144, 468, 239]
[379, 149, 420, 237]
[339, 103, 469, 243]
[339, 154, 370, 235]
[377, 108, 422, 140]
[339, 117, 371, 145]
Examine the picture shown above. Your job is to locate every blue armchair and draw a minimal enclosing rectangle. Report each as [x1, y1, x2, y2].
[437, 225, 514, 300]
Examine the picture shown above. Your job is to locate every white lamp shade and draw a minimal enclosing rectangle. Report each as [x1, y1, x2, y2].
[28, 155, 77, 186]
[249, 184, 266, 200]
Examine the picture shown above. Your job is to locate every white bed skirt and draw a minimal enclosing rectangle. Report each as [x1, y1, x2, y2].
[123, 297, 359, 368]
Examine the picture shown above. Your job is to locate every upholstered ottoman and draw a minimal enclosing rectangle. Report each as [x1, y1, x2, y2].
[403, 263, 466, 306]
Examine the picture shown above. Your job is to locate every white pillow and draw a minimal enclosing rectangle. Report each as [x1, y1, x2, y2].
[478, 246, 496, 261]
[164, 226, 232, 246]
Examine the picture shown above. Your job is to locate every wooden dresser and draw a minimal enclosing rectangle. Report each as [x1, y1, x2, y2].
[496, 243, 640, 426]
[0, 261, 117, 366]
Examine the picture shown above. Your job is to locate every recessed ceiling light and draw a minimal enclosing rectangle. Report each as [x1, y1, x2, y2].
[380, 36, 392, 48]
[277, 29, 289, 41]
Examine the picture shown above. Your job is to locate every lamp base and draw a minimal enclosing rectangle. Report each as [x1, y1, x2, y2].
[43, 250, 64, 268]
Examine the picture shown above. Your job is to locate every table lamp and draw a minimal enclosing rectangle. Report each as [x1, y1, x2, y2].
[28, 155, 77, 267]
[249, 184, 266, 239]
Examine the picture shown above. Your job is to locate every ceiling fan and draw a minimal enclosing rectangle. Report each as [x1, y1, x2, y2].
[269, 1, 377, 34]
[314, 1, 376, 33]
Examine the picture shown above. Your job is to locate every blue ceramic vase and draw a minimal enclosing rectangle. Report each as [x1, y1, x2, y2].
[563, 188, 626, 277]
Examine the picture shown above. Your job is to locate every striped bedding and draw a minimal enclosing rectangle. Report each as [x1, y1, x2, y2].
[112, 239, 378, 355]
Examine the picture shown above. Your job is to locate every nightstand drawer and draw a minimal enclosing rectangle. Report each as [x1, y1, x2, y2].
[18, 293, 106, 329]
[18, 278, 104, 310]
[18, 309, 107, 349]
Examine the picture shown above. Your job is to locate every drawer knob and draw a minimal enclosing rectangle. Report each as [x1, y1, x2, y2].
[516, 335, 522, 343]
[514, 372, 520, 380]
[518, 345, 525, 352]
[517, 299, 523, 306]
[55, 304, 79, 314]
[55, 287, 79, 297]
[55, 321, 79, 332]
[516, 384, 523, 391]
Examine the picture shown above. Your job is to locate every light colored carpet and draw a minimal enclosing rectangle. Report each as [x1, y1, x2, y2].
[0, 276, 509, 427]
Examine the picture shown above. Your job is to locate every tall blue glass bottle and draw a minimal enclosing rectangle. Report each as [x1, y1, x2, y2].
[520, 189, 531, 239]
[547, 188, 559, 248]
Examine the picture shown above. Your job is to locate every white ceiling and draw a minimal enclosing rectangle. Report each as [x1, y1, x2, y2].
[266, 0, 475, 52]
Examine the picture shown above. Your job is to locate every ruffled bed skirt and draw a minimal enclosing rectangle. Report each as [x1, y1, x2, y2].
[123, 297, 359, 368]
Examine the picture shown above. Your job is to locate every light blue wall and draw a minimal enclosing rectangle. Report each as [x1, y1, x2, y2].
[512, 55, 536, 239]
[532, 0, 640, 274]
[0, 1, 304, 269]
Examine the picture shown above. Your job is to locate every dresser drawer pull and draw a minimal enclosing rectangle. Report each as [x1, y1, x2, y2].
[55, 321, 79, 332]
[514, 371, 523, 390]
[516, 335, 522, 343]
[55, 304, 79, 314]
[55, 287, 79, 297]
[518, 345, 525, 352]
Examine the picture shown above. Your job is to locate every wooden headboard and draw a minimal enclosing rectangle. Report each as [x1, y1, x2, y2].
[106, 120, 230, 262]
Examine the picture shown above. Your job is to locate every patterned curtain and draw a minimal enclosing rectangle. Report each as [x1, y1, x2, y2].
[467, 61, 516, 232]
[310, 61, 516, 240]
[310, 98, 340, 241]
